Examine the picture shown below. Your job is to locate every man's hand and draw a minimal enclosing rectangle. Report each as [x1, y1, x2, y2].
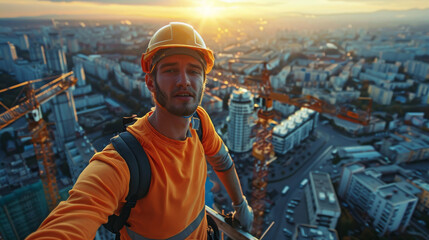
[232, 196, 254, 231]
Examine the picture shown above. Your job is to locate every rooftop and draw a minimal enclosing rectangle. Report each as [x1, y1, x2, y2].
[295, 224, 339, 240]
[354, 172, 385, 191]
[309, 172, 341, 214]
[377, 183, 417, 204]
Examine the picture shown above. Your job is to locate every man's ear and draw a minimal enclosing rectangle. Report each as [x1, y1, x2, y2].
[145, 74, 155, 93]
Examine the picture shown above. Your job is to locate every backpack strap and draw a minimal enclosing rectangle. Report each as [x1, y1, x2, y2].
[103, 131, 152, 239]
[192, 111, 203, 141]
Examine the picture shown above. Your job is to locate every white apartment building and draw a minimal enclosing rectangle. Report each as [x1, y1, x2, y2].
[305, 172, 341, 229]
[272, 108, 318, 155]
[404, 60, 429, 80]
[368, 84, 393, 105]
[227, 88, 254, 153]
[372, 60, 400, 74]
[339, 166, 418, 236]
[370, 184, 417, 235]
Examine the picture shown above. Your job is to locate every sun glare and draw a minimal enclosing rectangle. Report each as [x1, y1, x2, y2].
[197, 5, 220, 18]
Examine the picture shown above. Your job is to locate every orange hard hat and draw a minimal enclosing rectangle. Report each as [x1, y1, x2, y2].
[141, 22, 214, 74]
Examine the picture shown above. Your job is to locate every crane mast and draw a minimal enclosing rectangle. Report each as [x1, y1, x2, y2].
[0, 72, 77, 210]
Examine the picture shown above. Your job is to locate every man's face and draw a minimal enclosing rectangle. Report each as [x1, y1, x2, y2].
[152, 54, 205, 117]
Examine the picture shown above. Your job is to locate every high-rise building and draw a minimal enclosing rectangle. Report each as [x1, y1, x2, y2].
[305, 171, 341, 229]
[51, 89, 78, 151]
[73, 63, 86, 86]
[0, 181, 49, 240]
[65, 33, 80, 53]
[0, 42, 18, 73]
[29, 44, 47, 65]
[46, 47, 67, 73]
[227, 88, 254, 153]
[18, 34, 30, 50]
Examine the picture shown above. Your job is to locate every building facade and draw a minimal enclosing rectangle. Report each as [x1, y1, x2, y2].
[227, 88, 254, 153]
[272, 108, 318, 155]
[305, 172, 341, 229]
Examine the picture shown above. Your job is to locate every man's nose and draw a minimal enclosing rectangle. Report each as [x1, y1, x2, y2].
[177, 70, 191, 87]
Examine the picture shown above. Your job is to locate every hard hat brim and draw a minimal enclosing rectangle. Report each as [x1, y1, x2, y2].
[142, 45, 214, 74]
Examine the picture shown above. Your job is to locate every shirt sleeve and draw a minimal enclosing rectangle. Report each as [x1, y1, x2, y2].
[197, 107, 224, 157]
[25, 145, 130, 240]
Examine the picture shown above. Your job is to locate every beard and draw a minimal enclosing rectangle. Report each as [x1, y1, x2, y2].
[153, 79, 204, 117]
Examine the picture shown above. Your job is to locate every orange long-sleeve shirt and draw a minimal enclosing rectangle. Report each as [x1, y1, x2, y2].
[26, 107, 223, 240]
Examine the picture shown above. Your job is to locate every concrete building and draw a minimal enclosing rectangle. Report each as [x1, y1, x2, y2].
[272, 108, 318, 155]
[0, 42, 18, 73]
[370, 184, 417, 235]
[416, 82, 429, 97]
[338, 164, 365, 198]
[372, 60, 400, 74]
[404, 60, 429, 80]
[73, 63, 86, 87]
[273, 101, 295, 117]
[293, 224, 339, 240]
[380, 129, 429, 164]
[337, 145, 382, 161]
[64, 136, 96, 183]
[13, 60, 45, 83]
[46, 47, 67, 73]
[368, 84, 393, 105]
[411, 179, 429, 213]
[51, 89, 79, 152]
[305, 172, 341, 229]
[339, 165, 418, 236]
[29, 44, 47, 65]
[0, 181, 49, 240]
[227, 88, 254, 153]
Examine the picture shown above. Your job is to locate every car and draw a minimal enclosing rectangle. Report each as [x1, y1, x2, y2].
[288, 203, 296, 208]
[286, 209, 294, 214]
[287, 217, 295, 224]
[285, 214, 291, 219]
[283, 228, 292, 237]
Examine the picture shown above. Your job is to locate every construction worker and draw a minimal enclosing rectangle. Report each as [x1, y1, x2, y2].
[26, 22, 253, 240]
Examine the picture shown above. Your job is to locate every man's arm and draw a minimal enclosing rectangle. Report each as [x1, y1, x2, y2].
[213, 164, 244, 205]
[206, 144, 253, 231]
[26, 148, 129, 239]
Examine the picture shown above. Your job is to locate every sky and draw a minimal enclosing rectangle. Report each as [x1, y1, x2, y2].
[0, 0, 428, 20]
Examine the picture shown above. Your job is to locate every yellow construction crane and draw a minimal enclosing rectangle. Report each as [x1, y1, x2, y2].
[0, 71, 77, 210]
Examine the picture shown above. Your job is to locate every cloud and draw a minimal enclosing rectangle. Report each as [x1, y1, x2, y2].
[40, 0, 194, 6]
[41, 0, 286, 7]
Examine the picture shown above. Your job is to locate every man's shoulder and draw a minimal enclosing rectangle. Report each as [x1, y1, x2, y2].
[196, 106, 210, 119]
